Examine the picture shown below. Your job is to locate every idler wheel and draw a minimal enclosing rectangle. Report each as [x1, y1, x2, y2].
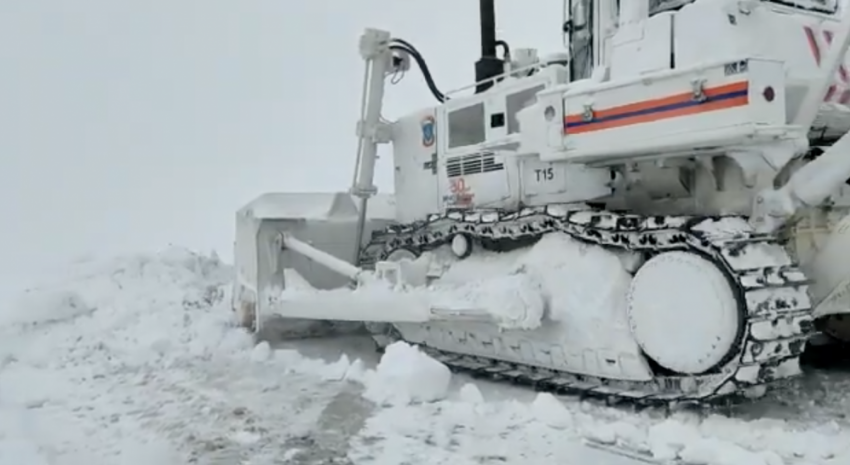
[626, 251, 743, 374]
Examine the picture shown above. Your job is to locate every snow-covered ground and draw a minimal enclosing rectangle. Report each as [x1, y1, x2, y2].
[1, 249, 850, 465]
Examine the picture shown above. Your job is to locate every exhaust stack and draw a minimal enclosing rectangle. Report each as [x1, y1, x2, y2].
[474, 0, 504, 93]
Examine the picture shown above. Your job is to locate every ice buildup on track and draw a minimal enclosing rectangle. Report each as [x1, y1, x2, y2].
[419, 232, 633, 329]
[266, 232, 631, 334]
[509, 232, 633, 324]
[428, 271, 546, 330]
[269, 264, 547, 330]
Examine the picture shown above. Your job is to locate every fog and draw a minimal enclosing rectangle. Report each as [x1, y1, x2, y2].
[0, 0, 565, 283]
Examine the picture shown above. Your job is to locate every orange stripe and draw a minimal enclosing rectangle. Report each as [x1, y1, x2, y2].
[565, 81, 748, 125]
[567, 95, 749, 134]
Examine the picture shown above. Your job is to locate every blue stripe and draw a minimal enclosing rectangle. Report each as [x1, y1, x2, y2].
[564, 89, 748, 129]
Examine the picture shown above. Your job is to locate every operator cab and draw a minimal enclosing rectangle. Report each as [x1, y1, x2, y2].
[561, 0, 840, 83]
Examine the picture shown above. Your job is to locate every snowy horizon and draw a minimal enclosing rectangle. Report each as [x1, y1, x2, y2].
[0, 0, 565, 282]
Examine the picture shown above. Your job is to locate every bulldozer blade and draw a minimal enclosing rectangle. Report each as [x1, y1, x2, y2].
[802, 213, 850, 341]
[231, 192, 396, 340]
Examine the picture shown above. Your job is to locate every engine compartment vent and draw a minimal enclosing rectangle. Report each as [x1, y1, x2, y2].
[446, 152, 505, 178]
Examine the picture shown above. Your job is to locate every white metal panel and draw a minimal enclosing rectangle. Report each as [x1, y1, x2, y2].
[428, 69, 571, 211]
[542, 59, 789, 163]
[746, 59, 788, 126]
[391, 109, 442, 223]
[519, 158, 612, 205]
[610, 12, 672, 79]
[673, 1, 850, 131]
[564, 61, 752, 147]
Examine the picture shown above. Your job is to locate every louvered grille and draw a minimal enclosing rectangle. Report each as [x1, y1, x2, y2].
[445, 152, 505, 178]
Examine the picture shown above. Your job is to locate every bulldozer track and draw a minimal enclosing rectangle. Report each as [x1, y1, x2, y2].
[360, 207, 815, 405]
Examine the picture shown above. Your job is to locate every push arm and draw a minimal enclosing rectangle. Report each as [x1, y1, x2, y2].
[752, 133, 850, 232]
[751, 6, 850, 232]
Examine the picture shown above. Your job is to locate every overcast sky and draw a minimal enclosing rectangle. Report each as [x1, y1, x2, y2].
[0, 0, 564, 281]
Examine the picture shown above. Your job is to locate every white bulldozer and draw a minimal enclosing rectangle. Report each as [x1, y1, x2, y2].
[233, 0, 850, 403]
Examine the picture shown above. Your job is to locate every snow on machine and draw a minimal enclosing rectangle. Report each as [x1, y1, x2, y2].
[233, 0, 850, 403]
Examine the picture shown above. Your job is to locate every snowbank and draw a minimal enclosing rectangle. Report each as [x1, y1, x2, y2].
[0, 248, 254, 463]
[0, 249, 247, 362]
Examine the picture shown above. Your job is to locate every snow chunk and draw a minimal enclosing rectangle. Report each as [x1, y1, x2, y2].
[363, 342, 451, 405]
[680, 438, 769, 465]
[530, 393, 573, 429]
[647, 418, 702, 460]
[345, 358, 366, 382]
[645, 417, 780, 465]
[250, 341, 272, 362]
[216, 326, 255, 355]
[230, 429, 262, 445]
[584, 425, 618, 446]
[691, 217, 791, 270]
[458, 383, 484, 404]
[266, 348, 368, 385]
[691, 216, 749, 237]
[321, 354, 355, 381]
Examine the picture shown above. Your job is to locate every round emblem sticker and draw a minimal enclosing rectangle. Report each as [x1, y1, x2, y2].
[421, 115, 435, 147]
